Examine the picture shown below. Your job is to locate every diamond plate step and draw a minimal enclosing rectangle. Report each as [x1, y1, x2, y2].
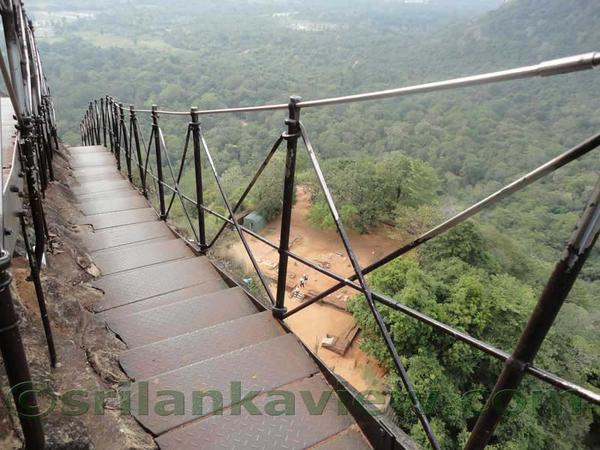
[71, 179, 131, 196]
[93, 257, 222, 312]
[154, 373, 351, 448]
[85, 221, 173, 251]
[107, 287, 256, 348]
[131, 333, 318, 435]
[73, 165, 120, 177]
[71, 152, 116, 168]
[74, 171, 124, 183]
[93, 239, 193, 275]
[102, 281, 228, 320]
[69, 145, 108, 154]
[76, 189, 140, 203]
[79, 196, 149, 215]
[312, 429, 372, 450]
[119, 310, 285, 380]
[78, 208, 158, 230]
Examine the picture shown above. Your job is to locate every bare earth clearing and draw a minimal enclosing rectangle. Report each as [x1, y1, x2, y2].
[228, 185, 401, 394]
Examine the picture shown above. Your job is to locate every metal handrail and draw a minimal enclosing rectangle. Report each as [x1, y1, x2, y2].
[82, 50, 600, 450]
[105, 52, 599, 116]
[0, 1, 61, 448]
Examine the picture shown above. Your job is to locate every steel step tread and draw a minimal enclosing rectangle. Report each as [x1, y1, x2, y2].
[79, 195, 149, 215]
[119, 310, 285, 380]
[71, 179, 132, 195]
[154, 372, 353, 448]
[76, 188, 140, 203]
[93, 257, 222, 312]
[93, 238, 193, 275]
[131, 333, 319, 435]
[92, 236, 177, 254]
[156, 374, 360, 450]
[69, 145, 109, 153]
[78, 208, 158, 230]
[311, 429, 372, 450]
[84, 220, 173, 251]
[74, 171, 125, 183]
[70, 152, 117, 168]
[101, 281, 229, 320]
[107, 286, 256, 348]
[73, 165, 120, 176]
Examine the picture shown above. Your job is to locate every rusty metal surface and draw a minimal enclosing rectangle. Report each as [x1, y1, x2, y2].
[155, 373, 351, 448]
[79, 196, 149, 215]
[93, 239, 193, 275]
[107, 287, 256, 347]
[71, 179, 131, 196]
[85, 220, 174, 251]
[93, 257, 222, 312]
[70, 152, 116, 168]
[102, 281, 227, 320]
[78, 208, 158, 230]
[119, 310, 284, 380]
[131, 333, 318, 435]
[312, 430, 372, 450]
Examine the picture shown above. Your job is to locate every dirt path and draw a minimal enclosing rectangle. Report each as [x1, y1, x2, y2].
[227, 185, 400, 394]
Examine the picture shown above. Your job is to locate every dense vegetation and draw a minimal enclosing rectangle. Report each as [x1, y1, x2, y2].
[31, 0, 599, 447]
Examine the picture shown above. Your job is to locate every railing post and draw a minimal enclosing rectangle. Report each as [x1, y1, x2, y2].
[106, 96, 114, 153]
[0, 251, 45, 450]
[119, 103, 132, 181]
[94, 99, 101, 145]
[190, 107, 206, 251]
[100, 97, 106, 146]
[152, 105, 166, 219]
[88, 102, 94, 144]
[113, 101, 121, 170]
[465, 177, 600, 450]
[274, 96, 301, 318]
[83, 114, 87, 145]
[39, 98, 55, 181]
[130, 105, 146, 196]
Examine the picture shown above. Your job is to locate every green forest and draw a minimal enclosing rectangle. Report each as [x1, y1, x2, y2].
[31, 0, 599, 448]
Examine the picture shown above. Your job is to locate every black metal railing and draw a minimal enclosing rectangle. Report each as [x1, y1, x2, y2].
[0, 1, 60, 448]
[81, 52, 600, 450]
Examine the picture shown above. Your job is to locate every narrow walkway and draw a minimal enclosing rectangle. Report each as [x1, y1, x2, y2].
[69, 145, 371, 449]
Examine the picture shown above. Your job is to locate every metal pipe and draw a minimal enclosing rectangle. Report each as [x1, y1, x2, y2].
[0, 251, 45, 449]
[101, 98, 106, 146]
[274, 97, 301, 318]
[206, 135, 284, 249]
[285, 130, 600, 317]
[190, 107, 206, 249]
[19, 214, 56, 367]
[300, 123, 441, 450]
[152, 105, 166, 218]
[113, 102, 121, 169]
[1, 4, 28, 117]
[198, 128, 276, 305]
[130, 106, 146, 196]
[119, 103, 132, 181]
[298, 52, 600, 108]
[126, 52, 600, 116]
[106, 96, 114, 153]
[465, 177, 600, 449]
[188, 196, 600, 405]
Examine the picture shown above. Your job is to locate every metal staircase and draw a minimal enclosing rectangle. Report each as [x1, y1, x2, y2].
[70, 143, 373, 449]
